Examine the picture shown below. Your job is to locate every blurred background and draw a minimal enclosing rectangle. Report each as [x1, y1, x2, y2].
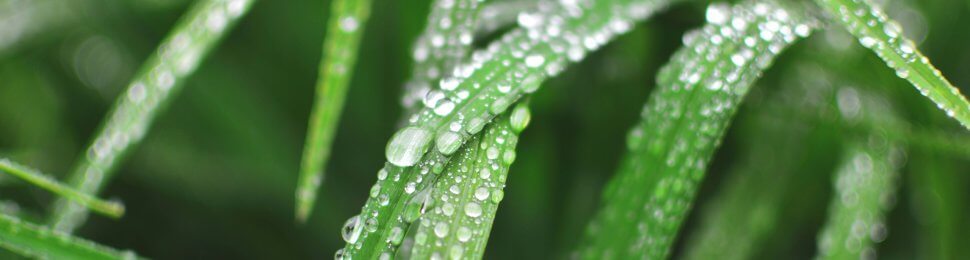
[0, 0, 967, 258]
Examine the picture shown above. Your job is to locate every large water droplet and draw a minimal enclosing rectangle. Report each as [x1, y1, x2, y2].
[510, 105, 531, 132]
[464, 202, 482, 217]
[341, 215, 363, 243]
[386, 127, 433, 166]
[436, 131, 463, 155]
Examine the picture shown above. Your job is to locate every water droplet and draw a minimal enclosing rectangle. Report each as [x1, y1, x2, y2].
[525, 55, 545, 68]
[389, 226, 404, 245]
[474, 187, 489, 201]
[457, 226, 472, 242]
[464, 202, 482, 217]
[386, 127, 433, 166]
[341, 215, 363, 243]
[706, 4, 729, 25]
[435, 100, 456, 116]
[340, 16, 359, 32]
[335, 249, 347, 260]
[434, 222, 450, 238]
[510, 105, 531, 132]
[440, 77, 460, 91]
[436, 131, 463, 155]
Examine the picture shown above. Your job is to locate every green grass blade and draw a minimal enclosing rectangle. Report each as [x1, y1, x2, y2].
[0, 213, 139, 259]
[815, 140, 901, 259]
[407, 103, 529, 259]
[578, 2, 815, 258]
[814, 0, 970, 129]
[0, 158, 124, 219]
[294, 0, 372, 223]
[385, 0, 678, 168]
[48, 0, 256, 233]
[401, 0, 483, 113]
[476, 0, 538, 37]
[339, 0, 675, 258]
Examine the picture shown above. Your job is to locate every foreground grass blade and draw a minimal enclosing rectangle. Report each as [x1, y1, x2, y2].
[0, 213, 138, 259]
[816, 140, 901, 259]
[0, 158, 124, 218]
[339, 0, 675, 258]
[401, 0, 482, 112]
[578, 2, 814, 258]
[49, 0, 256, 232]
[814, 0, 970, 129]
[408, 103, 529, 259]
[294, 0, 372, 223]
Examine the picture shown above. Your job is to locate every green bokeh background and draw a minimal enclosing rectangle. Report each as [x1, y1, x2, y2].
[0, 0, 967, 258]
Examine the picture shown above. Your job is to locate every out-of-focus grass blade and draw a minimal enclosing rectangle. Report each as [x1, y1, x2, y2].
[400, 0, 483, 113]
[0, 158, 124, 219]
[815, 140, 901, 259]
[294, 0, 373, 223]
[338, 0, 675, 258]
[0, 213, 139, 259]
[49, 0, 256, 233]
[814, 0, 970, 129]
[407, 103, 529, 259]
[578, 2, 815, 258]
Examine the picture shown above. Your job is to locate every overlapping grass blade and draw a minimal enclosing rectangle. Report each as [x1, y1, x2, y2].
[0, 213, 139, 259]
[578, 2, 814, 258]
[815, 140, 901, 259]
[407, 103, 529, 259]
[0, 158, 124, 218]
[400, 0, 483, 113]
[338, 0, 675, 258]
[49, 0, 256, 232]
[295, 0, 373, 223]
[814, 0, 970, 129]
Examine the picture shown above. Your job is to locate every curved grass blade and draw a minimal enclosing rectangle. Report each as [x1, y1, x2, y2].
[407, 103, 529, 259]
[814, 0, 970, 129]
[294, 0, 373, 223]
[476, 0, 538, 36]
[0, 213, 139, 259]
[815, 140, 901, 259]
[48, 0, 256, 233]
[578, 2, 815, 258]
[0, 158, 124, 218]
[339, 0, 675, 258]
[401, 0, 483, 113]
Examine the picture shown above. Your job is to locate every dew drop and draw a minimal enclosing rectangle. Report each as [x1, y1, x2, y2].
[340, 16, 359, 32]
[386, 127, 433, 166]
[464, 202, 482, 217]
[474, 187, 489, 201]
[510, 105, 531, 132]
[434, 222, 450, 238]
[341, 215, 363, 243]
[525, 55, 545, 68]
[436, 131, 463, 155]
[435, 100, 456, 116]
[457, 227, 472, 242]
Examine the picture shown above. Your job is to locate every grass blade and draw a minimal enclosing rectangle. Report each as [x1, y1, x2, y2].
[815, 140, 901, 259]
[407, 103, 529, 259]
[578, 2, 814, 258]
[814, 0, 970, 129]
[294, 0, 372, 223]
[0, 158, 124, 219]
[49, 0, 256, 232]
[339, 0, 674, 258]
[401, 0, 483, 114]
[0, 213, 139, 259]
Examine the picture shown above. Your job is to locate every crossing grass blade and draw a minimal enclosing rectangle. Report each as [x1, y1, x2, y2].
[814, 0, 970, 130]
[48, 0, 256, 233]
[338, 0, 675, 258]
[0, 213, 139, 259]
[295, 0, 373, 223]
[578, 2, 815, 258]
[407, 103, 529, 259]
[0, 158, 124, 218]
[815, 140, 901, 259]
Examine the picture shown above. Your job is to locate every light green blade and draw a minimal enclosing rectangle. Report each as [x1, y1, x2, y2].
[814, 0, 970, 130]
[295, 0, 373, 223]
[578, 2, 815, 258]
[48, 0, 256, 233]
[0, 213, 140, 259]
[0, 158, 124, 219]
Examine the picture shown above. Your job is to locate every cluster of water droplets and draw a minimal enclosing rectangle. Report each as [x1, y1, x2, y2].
[402, 0, 483, 112]
[816, 139, 901, 260]
[49, 0, 253, 233]
[820, 0, 968, 127]
[408, 106, 525, 259]
[386, 0, 672, 168]
[581, 2, 814, 258]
